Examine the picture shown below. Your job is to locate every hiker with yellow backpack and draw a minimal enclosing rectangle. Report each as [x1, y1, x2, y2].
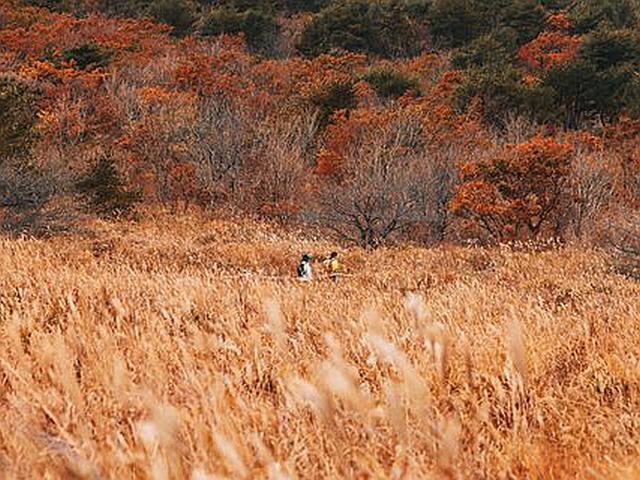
[296, 251, 341, 283]
[324, 251, 340, 283]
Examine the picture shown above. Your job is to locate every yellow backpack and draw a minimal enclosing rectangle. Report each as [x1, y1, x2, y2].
[329, 258, 339, 273]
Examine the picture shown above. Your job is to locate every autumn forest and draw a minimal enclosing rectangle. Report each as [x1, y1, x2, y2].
[0, 0, 638, 247]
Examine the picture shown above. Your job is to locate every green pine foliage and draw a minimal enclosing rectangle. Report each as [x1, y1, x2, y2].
[427, 0, 489, 48]
[443, 0, 640, 127]
[451, 29, 519, 69]
[363, 68, 420, 98]
[21, 0, 86, 13]
[455, 65, 556, 126]
[280, 0, 331, 13]
[570, 0, 638, 34]
[150, 0, 197, 36]
[95, 0, 154, 16]
[0, 77, 39, 161]
[296, 0, 424, 58]
[62, 43, 113, 70]
[310, 81, 358, 127]
[201, 6, 279, 52]
[500, 0, 546, 45]
[541, 28, 640, 127]
[76, 157, 141, 218]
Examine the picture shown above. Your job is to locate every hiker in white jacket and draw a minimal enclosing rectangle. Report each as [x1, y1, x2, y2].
[297, 253, 312, 282]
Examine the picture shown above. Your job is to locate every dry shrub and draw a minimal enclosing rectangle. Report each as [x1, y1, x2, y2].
[605, 209, 640, 280]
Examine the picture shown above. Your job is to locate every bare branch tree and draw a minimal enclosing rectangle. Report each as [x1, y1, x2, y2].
[568, 151, 614, 238]
[0, 154, 79, 235]
[316, 119, 428, 248]
[187, 98, 259, 204]
[244, 112, 318, 217]
[419, 146, 458, 243]
[604, 208, 640, 280]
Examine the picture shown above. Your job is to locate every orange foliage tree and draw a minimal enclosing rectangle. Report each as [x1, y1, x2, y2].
[452, 137, 574, 242]
[517, 13, 581, 81]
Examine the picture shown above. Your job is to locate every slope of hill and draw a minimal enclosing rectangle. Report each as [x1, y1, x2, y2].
[1, 1, 639, 246]
[1, 214, 639, 478]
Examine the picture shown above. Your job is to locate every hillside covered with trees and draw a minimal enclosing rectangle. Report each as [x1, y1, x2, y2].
[1, 0, 640, 246]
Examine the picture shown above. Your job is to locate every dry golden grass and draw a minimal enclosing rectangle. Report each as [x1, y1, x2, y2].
[1, 212, 640, 479]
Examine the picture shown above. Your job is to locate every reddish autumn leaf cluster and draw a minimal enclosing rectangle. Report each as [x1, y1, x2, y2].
[518, 31, 581, 73]
[452, 138, 573, 241]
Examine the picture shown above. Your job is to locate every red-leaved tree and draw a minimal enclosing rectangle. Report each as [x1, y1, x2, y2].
[452, 137, 573, 242]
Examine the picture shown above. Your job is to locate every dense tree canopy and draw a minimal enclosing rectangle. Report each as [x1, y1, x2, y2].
[296, 0, 426, 58]
[201, 6, 279, 52]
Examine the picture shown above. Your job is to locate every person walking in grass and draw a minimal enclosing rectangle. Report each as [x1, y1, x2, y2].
[325, 251, 340, 283]
[297, 253, 312, 282]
